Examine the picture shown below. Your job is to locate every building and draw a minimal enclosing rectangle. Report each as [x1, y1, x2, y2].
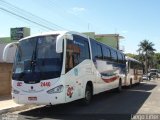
[0, 27, 30, 95]
[0, 27, 30, 62]
[10, 27, 30, 41]
[96, 34, 124, 50]
[83, 32, 124, 50]
[0, 43, 14, 95]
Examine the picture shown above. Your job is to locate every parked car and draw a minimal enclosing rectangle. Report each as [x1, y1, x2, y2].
[142, 74, 149, 80]
[148, 69, 158, 79]
[157, 71, 160, 78]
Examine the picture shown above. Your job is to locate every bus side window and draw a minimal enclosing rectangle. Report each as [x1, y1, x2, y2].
[117, 52, 123, 64]
[110, 50, 118, 62]
[96, 44, 103, 60]
[122, 54, 126, 64]
[130, 61, 134, 69]
[90, 39, 97, 62]
[73, 35, 90, 63]
[102, 46, 111, 61]
[66, 35, 90, 73]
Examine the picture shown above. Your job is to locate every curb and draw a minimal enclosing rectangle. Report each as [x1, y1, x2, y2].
[0, 105, 37, 114]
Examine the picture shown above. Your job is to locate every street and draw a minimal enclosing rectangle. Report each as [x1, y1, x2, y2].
[1, 79, 160, 120]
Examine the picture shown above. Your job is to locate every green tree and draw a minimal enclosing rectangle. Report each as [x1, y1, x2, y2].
[137, 40, 156, 73]
[125, 53, 137, 58]
[153, 53, 160, 69]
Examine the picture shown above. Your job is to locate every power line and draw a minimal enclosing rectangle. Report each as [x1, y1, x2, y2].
[0, 0, 68, 31]
[0, 0, 66, 30]
[0, 7, 49, 32]
[0, 7, 55, 30]
[0, 1, 47, 32]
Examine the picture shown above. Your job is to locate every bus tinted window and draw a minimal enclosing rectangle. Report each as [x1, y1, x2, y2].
[129, 60, 143, 70]
[90, 39, 103, 60]
[65, 35, 90, 72]
[130, 61, 134, 69]
[96, 44, 103, 59]
[117, 52, 123, 63]
[110, 50, 117, 62]
[73, 35, 90, 62]
[90, 39, 97, 61]
[102, 46, 111, 60]
[122, 54, 125, 64]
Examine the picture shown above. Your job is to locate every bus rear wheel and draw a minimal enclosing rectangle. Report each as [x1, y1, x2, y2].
[130, 79, 133, 87]
[117, 79, 122, 92]
[137, 78, 141, 85]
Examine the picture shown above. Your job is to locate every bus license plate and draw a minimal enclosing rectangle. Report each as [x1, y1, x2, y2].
[28, 97, 37, 101]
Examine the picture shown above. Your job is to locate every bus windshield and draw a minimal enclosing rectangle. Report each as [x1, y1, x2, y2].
[150, 69, 157, 73]
[12, 35, 63, 83]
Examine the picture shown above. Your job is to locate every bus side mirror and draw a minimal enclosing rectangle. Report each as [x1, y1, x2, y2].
[3, 42, 18, 62]
[56, 34, 73, 53]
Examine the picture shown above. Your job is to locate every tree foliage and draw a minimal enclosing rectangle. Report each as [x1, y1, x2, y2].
[137, 40, 156, 72]
[126, 40, 160, 72]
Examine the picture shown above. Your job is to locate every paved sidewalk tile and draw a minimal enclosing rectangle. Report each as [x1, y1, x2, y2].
[0, 99, 21, 110]
[0, 95, 22, 114]
[138, 79, 160, 114]
[0, 95, 38, 114]
[0, 95, 11, 101]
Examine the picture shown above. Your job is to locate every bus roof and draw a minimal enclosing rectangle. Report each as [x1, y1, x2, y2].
[126, 56, 141, 63]
[18, 30, 124, 54]
[19, 31, 90, 42]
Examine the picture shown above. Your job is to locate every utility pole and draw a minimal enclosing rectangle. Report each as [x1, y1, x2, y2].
[88, 23, 90, 31]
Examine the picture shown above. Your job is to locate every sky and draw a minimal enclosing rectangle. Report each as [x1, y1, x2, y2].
[0, 0, 160, 54]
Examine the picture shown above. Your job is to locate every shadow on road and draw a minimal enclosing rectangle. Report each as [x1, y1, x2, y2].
[19, 83, 157, 120]
[130, 82, 157, 91]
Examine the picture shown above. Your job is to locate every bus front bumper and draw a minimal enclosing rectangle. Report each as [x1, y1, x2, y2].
[12, 92, 65, 105]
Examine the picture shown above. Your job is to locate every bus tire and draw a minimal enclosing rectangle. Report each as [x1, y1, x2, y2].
[117, 79, 122, 92]
[82, 83, 93, 105]
[137, 78, 141, 85]
[130, 79, 133, 87]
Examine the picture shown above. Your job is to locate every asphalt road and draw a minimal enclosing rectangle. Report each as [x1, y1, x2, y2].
[1, 80, 160, 120]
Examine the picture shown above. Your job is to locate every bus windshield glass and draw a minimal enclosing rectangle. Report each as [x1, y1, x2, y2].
[12, 35, 63, 83]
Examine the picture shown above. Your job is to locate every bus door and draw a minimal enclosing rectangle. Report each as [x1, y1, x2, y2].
[65, 35, 91, 102]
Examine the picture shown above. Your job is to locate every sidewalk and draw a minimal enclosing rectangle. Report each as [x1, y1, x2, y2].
[137, 79, 160, 113]
[0, 95, 36, 114]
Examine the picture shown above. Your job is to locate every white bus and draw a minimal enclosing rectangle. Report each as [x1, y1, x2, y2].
[3, 31, 126, 105]
[125, 56, 143, 86]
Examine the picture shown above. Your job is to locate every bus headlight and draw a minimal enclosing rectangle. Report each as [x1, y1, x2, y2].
[47, 85, 63, 94]
[12, 89, 20, 94]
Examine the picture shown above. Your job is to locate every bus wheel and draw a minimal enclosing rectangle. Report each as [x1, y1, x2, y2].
[137, 78, 141, 85]
[82, 84, 92, 105]
[130, 79, 133, 87]
[117, 79, 122, 92]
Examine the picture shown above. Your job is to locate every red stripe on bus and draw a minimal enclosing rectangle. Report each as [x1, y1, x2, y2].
[102, 76, 118, 83]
